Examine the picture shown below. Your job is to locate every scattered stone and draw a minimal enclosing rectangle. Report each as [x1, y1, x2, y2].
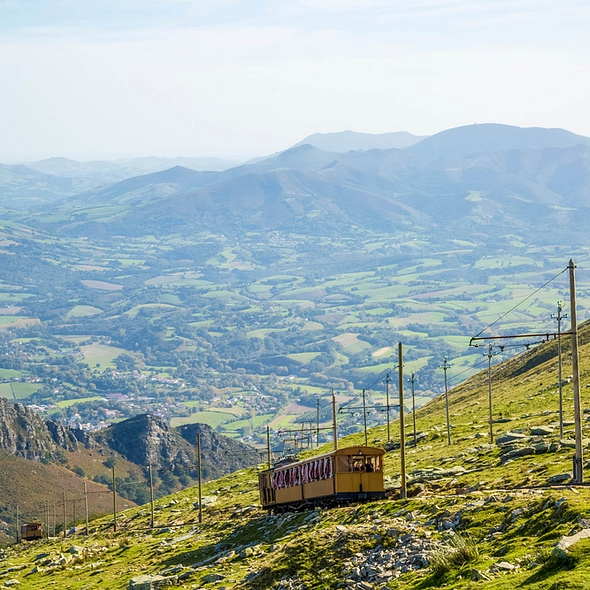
[548, 473, 571, 484]
[510, 508, 525, 521]
[4, 581, 20, 587]
[128, 574, 179, 589]
[497, 432, 528, 444]
[553, 528, 590, 558]
[472, 569, 491, 581]
[202, 573, 224, 584]
[69, 546, 84, 555]
[500, 446, 536, 461]
[530, 426, 554, 436]
[491, 561, 517, 572]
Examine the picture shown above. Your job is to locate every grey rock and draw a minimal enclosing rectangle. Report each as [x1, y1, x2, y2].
[530, 426, 554, 436]
[202, 573, 224, 584]
[69, 546, 84, 554]
[472, 569, 491, 581]
[548, 473, 571, 484]
[501, 446, 536, 460]
[497, 432, 529, 444]
[128, 574, 179, 589]
[4, 581, 21, 587]
[553, 528, 590, 558]
[491, 561, 516, 571]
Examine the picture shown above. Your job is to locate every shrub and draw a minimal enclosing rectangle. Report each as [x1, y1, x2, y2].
[429, 533, 479, 577]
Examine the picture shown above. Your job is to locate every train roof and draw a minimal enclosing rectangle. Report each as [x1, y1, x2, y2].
[260, 445, 385, 474]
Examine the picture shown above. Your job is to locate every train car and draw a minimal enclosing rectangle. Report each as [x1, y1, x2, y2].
[259, 446, 385, 512]
[21, 522, 43, 541]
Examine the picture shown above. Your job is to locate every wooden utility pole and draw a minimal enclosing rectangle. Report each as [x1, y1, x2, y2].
[266, 426, 271, 469]
[569, 260, 583, 483]
[398, 343, 407, 499]
[45, 500, 50, 539]
[84, 481, 89, 536]
[148, 463, 155, 528]
[53, 503, 56, 537]
[410, 372, 417, 447]
[62, 490, 67, 538]
[385, 373, 391, 442]
[316, 399, 320, 448]
[552, 302, 567, 439]
[487, 343, 494, 444]
[362, 389, 368, 446]
[15, 504, 19, 543]
[332, 390, 338, 450]
[112, 466, 117, 532]
[197, 432, 203, 524]
[440, 357, 452, 445]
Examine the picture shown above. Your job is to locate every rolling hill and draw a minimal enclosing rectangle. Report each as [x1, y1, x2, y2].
[4, 319, 590, 588]
[292, 130, 427, 152]
[34, 130, 590, 244]
[407, 123, 590, 159]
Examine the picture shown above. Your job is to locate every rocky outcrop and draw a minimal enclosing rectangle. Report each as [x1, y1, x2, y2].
[0, 398, 259, 481]
[93, 415, 260, 477]
[94, 414, 193, 468]
[0, 397, 80, 461]
[178, 422, 261, 477]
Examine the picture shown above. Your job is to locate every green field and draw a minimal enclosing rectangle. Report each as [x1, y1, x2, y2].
[79, 343, 127, 368]
[54, 396, 106, 409]
[67, 305, 103, 317]
[0, 382, 42, 399]
[0, 368, 25, 379]
[170, 410, 239, 429]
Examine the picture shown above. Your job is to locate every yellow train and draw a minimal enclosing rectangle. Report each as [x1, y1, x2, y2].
[259, 446, 386, 512]
[21, 522, 43, 541]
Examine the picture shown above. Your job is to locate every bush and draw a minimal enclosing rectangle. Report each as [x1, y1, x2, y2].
[430, 533, 479, 577]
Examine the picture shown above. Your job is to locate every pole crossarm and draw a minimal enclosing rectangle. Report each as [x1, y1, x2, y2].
[338, 405, 402, 413]
[469, 332, 570, 346]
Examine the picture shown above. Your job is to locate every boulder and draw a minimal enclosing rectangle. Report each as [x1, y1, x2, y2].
[553, 529, 590, 558]
[202, 573, 224, 583]
[548, 473, 571, 484]
[530, 426, 554, 436]
[128, 574, 178, 589]
[497, 432, 528, 444]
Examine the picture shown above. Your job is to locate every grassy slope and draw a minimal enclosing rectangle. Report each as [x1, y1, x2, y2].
[5, 324, 590, 589]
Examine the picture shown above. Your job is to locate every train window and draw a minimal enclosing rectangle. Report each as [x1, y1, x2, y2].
[338, 456, 382, 472]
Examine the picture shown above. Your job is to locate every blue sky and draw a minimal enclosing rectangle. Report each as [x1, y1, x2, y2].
[2, 1, 590, 160]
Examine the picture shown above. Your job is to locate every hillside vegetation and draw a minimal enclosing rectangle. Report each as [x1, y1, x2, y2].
[3, 321, 590, 589]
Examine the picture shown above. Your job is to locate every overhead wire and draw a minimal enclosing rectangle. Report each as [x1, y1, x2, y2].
[472, 266, 568, 339]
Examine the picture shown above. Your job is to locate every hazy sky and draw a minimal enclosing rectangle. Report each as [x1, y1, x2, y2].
[2, 0, 590, 160]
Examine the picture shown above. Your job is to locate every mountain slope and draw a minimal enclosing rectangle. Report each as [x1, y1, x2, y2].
[407, 123, 590, 159]
[94, 414, 260, 477]
[5, 321, 590, 588]
[292, 130, 427, 152]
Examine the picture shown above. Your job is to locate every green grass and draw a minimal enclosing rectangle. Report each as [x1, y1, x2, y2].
[54, 396, 106, 408]
[10, 382, 42, 399]
[66, 305, 103, 317]
[79, 343, 127, 368]
[170, 410, 239, 429]
[286, 352, 321, 364]
[0, 368, 25, 378]
[0, 382, 42, 399]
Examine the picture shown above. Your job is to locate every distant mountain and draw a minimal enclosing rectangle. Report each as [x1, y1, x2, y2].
[28, 155, 238, 177]
[94, 414, 260, 477]
[0, 163, 74, 207]
[407, 123, 590, 159]
[70, 165, 218, 207]
[20, 123, 590, 245]
[0, 397, 260, 537]
[293, 130, 427, 152]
